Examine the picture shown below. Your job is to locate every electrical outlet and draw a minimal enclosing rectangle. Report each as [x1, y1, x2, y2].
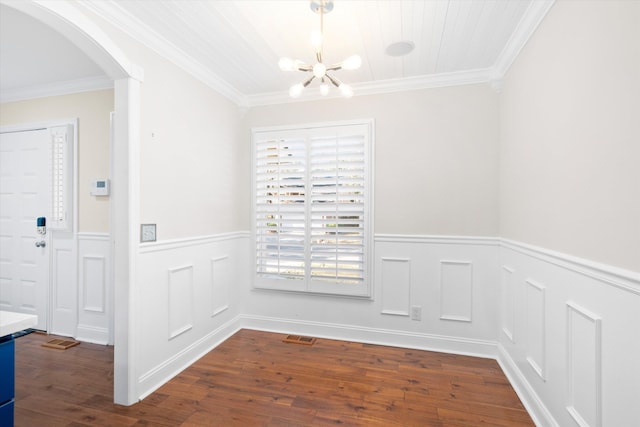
[411, 306, 422, 321]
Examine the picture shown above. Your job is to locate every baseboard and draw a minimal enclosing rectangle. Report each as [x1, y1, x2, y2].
[497, 344, 558, 427]
[76, 324, 110, 345]
[238, 314, 498, 359]
[136, 316, 242, 401]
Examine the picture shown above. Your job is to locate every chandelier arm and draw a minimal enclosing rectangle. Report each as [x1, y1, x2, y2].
[326, 63, 342, 71]
[298, 64, 313, 72]
[303, 75, 316, 87]
[325, 73, 341, 88]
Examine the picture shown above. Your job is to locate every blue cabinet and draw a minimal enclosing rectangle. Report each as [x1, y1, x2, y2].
[0, 337, 15, 426]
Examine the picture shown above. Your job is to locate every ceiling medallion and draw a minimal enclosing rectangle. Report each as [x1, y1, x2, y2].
[279, 0, 361, 98]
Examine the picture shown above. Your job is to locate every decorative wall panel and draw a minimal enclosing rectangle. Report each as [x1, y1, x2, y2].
[211, 255, 229, 317]
[566, 302, 601, 427]
[168, 265, 194, 339]
[501, 265, 515, 342]
[525, 279, 545, 380]
[440, 260, 473, 322]
[54, 247, 74, 311]
[82, 255, 106, 312]
[380, 257, 411, 316]
[77, 233, 111, 344]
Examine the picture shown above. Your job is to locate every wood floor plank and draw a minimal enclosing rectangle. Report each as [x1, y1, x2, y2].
[14, 329, 534, 426]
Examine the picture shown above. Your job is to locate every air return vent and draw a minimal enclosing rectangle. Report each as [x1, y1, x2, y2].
[42, 339, 80, 350]
[282, 335, 317, 346]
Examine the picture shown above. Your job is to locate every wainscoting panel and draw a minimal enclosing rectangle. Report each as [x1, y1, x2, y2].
[501, 266, 515, 342]
[82, 256, 106, 312]
[566, 302, 601, 427]
[211, 255, 230, 317]
[498, 240, 639, 427]
[380, 257, 411, 316]
[53, 247, 74, 311]
[525, 279, 545, 380]
[50, 233, 76, 337]
[135, 232, 247, 400]
[129, 232, 639, 426]
[77, 233, 111, 344]
[246, 235, 501, 362]
[440, 260, 473, 322]
[168, 265, 194, 339]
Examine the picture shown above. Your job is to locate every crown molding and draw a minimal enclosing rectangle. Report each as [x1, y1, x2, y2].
[0, 75, 113, 103]
[244, 68, 494, 107]
[78, 0, 247, 107]
[492, 0, 555, 80]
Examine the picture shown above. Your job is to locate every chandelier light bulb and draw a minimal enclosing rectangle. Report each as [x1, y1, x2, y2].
[341, 55, 362, 70]
[279, 57, 295, 71]
[279, 58, 305, 72]
[313, 62, 327, 78]
[279, 57, 293, 71]
[289, 83, 305, 98]
[320, 81, 329, 96]
[339, 83, 353, 98]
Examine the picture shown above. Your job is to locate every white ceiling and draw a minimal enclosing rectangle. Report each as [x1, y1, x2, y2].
[0, 0, 554, 106]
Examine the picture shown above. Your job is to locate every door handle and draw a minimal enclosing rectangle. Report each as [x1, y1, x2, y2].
[35, 240, 46, 248]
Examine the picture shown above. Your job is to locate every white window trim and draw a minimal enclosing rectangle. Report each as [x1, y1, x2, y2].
[251, 119, 374, 298]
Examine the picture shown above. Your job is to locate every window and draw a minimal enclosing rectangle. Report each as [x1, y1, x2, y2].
[252, 120, 373, 297]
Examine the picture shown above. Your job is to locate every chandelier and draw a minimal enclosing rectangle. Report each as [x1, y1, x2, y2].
[278, 0, 361, 98]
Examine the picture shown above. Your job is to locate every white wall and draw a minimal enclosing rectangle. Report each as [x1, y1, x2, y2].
[136, 49, 244, 239]
[241, 85, 500, 237]
[499, 0, 640, 272]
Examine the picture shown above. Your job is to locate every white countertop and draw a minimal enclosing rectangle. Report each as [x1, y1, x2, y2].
[0, 310, 38, 337]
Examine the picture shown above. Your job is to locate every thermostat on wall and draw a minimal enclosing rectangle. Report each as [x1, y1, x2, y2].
[90, 179, 110, 196]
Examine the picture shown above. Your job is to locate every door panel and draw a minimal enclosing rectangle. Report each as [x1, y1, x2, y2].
[0, 129, 49, 331]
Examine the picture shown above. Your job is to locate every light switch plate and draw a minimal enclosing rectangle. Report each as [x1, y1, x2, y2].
[141, 224, 156, 242]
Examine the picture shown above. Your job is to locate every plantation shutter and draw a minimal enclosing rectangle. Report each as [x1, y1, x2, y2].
[49, 125, 72, 231]
[255, 134, 307, 281]
[309, 132, 365, 286]
[253, 121, 372, 297]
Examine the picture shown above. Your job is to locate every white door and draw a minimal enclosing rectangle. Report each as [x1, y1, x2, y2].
[0, 129, 50, 331]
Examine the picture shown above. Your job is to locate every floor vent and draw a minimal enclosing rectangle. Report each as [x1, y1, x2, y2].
[283, 335, 317, 346]
[42, 339, 80, 350]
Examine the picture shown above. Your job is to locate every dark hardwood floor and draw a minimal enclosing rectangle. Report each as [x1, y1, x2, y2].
[14, 329, 534, 426]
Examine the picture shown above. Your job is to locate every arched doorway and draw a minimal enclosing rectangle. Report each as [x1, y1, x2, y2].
[1, 0, 141, 405]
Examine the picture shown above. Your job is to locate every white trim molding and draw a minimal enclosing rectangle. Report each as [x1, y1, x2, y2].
[501, 238, 640, 295]
[139, 231, 249, 253]
[77, 0, 244, 106]
[0, 75, 113, 103]
[491, 0, 556, 81]
[239, 314, 498, 359]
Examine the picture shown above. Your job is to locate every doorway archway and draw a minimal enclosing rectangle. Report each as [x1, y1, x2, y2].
[1, 0, 141, 405]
